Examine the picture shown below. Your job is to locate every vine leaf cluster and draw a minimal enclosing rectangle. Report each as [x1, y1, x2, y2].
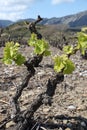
[2, 27, 87, 75]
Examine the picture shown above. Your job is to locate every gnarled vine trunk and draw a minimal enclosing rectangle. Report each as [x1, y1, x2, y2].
[0, 16, 64, 130]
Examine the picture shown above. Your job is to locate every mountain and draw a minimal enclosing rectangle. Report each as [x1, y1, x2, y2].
[0, 18, 35, 28]
[17, 10, 87, 27]
[0, 10, 87, 28]
[0, 20, 13, 28]
[40, 10, 87, 27]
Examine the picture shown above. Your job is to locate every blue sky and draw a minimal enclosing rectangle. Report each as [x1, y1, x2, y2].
[0, 0, 87, 21]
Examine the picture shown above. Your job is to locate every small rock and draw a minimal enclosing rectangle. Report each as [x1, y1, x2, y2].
[67, 122, 72, 128]
[81, 121, 86, 127]
[67, 105, 76, 111]
[37, 70, 46, 76]
[59, 127, 63, 130]
[63, 119, 68, 124]
[65, 128, 71, 130]
[72, 76, 76, 81]
[79, 70, 87, 77]
[43, 107, 50, 113]
[37, 70, 46, 79]
[6, 121, 15, 128]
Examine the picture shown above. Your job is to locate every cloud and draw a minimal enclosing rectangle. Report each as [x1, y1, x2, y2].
[0, 0, 76, 20]
[52, 0, 75, 5]
[0, 0, 37, 21]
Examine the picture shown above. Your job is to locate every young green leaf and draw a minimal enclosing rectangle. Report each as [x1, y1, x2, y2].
[53, 55, 75, 74]
[53, 55, 65, 73]
[77, 32, 87, 55]
[28, 33, 51, 56]
[2, 41, 26, 65]
[63, 58, 75, 74]
[63, 45, 74, 55]
[28, 33, 37, 47]
[14, 53, 26, 65]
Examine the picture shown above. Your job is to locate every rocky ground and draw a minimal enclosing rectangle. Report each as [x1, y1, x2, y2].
[0, 45, 87, 130]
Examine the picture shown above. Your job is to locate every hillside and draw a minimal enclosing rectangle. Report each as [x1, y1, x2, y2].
[0, 10, 87, 28]
[0, 10, 87, 47]
[0, 20, 13, 28]
[0, 21, 78, 48]
[40, 10, 87, 27]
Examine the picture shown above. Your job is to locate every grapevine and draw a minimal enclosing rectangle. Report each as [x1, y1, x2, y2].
[53, 27, 87, 74]
[0, 15, 87, 130]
